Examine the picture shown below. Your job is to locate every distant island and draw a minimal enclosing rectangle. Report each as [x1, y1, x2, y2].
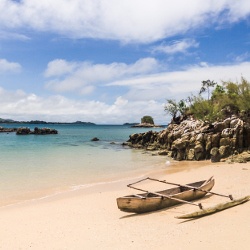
[0, 118, 96, 125]
[131, 123, 164, 128]
[128, 116, 164, 128]
[123, 123, 139, 126]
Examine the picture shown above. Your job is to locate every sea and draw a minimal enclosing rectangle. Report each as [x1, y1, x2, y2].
[0, 123, 168, 207]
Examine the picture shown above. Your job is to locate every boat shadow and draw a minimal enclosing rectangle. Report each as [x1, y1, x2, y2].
[119, 194, 213, 219]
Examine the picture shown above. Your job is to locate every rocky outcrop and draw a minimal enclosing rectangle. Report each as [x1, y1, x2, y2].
[0, 127, 17, 133]
[131, 123, 163, 128]
[126, 116, 250, 162]
[91, 137, 100, 141]
[16, 127, 58, 135]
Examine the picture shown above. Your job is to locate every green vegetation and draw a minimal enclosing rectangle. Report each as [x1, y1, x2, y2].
[164, 99, 187, 118]
[141, 116, 154, 124]
[165, 77, 250, 123]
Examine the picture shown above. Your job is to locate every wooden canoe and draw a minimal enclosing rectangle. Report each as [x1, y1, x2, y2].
[117, 177, 215, 213]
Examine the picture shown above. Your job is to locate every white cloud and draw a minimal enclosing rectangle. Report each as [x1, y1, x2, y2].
[0, 58, 21, 73]
[44, 59, 78, 77]
[0, 88, 165, 124]
[235, 52, 250, 62]
[0, 31, 30, 40]
[151, 39, 199, 55]
[108, 61, 250, 100]
[0, 0, 249, 43]
[45, 58, 160, 93]
[1, 61, 250, 124]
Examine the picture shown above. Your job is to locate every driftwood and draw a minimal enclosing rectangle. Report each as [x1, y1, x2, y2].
[176, 195, 250, 219]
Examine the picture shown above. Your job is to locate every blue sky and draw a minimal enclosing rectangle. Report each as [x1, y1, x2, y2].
[0, 0, 250, 124]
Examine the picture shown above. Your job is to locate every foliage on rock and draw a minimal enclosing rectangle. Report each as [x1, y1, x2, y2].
[165, 77, 250, 123]
[141, 116, 154, 125]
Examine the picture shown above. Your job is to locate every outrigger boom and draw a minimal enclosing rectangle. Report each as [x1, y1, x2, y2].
[145, 177, 234, 201]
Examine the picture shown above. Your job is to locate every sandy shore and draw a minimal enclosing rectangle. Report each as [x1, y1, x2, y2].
[0, 161, 250, 250]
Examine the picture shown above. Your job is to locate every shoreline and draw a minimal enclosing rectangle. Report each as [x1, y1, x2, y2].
[0, 156, 212, 209]
[0, 152, 168, 208]
[1, 161, 249, 249]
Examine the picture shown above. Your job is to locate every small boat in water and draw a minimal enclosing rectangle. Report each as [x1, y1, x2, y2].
[117, 177, 215, 213]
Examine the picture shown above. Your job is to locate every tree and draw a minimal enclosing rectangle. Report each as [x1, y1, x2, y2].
[164, 99, 178, 118]
[222, 77, 250, 113]
[199, 80, 217, 100]
[164, 77, 250, 123]
[164, 99, 188, 124]
[164, 99, 187, 118]
[141, 116, 154, 124]
[189, 95, 221, 122]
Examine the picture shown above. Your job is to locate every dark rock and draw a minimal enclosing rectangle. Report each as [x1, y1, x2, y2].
[16, 127, 58, 135]
[194, 143, 204, 160]
[158, 150, 169, 156]
[210, 147, 221, 162]
[33, 127, 58, 135]
[0, 127, 17, 133]
[16, 127, 31, 135]
[91, 137, 99, 141]
[219, 145, 231, 158]
[220, 137, 230, 147]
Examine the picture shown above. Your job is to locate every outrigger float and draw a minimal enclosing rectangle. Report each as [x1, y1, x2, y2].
[117, 176, 250, 217]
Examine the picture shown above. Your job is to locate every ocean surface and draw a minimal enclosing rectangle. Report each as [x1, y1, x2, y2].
[0, 124, 167, 207]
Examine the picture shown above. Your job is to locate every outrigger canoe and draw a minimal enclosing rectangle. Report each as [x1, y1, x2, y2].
[117, 177, 215, 213]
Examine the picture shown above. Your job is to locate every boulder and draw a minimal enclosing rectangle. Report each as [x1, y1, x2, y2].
[211, 133, 220, 148]
[158, 150, 169, 156]
[194, 143, 204, 160]
[16, 127, 31, 135]
[219, 145, 231, 158]
[16, 127, 58, 135]
[0, 127, 17, 133]
[33, 127, 58, 135]
[187, 149, 195, 160]
[220, 137, 230, 147]
[210, 147, 221, 162]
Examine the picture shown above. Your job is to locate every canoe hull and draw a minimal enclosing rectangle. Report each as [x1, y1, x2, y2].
[117, 178, 215, 213]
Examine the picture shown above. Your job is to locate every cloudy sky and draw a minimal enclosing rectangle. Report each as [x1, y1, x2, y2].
[0, 0, 250, 124]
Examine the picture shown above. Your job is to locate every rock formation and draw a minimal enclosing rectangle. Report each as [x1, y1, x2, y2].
[131, 123, 163, 128]
[91, 137, 100, 141]
[0, 127, 17, 133]
[16, 127, 58, 135]
[126, 116, 250, 162]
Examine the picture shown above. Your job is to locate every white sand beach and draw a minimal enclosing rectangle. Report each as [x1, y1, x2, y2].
[0, 161, 249, 250]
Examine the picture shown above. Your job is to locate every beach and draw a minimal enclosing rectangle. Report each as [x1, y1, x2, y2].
[0, 161, 249, 250]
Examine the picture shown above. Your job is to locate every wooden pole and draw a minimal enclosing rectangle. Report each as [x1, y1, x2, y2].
[147, 177, 233, 200]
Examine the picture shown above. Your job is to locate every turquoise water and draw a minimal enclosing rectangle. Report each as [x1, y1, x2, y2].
[0, 124, 166, 206]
